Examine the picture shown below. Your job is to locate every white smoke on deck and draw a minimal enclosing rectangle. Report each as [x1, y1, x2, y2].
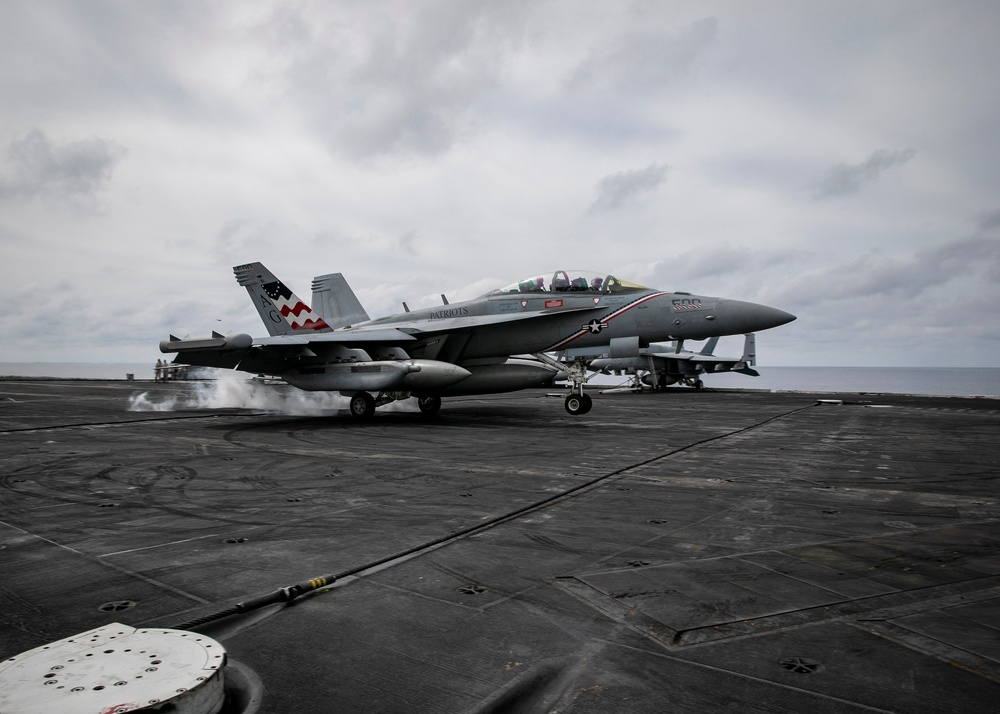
[127, 373, 350, 415]
[128, 372, 419, 415]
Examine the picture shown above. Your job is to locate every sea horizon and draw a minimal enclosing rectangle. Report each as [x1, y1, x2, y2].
[1, 362, 998, 398]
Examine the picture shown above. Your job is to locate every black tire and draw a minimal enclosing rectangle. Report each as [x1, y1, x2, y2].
[565, 393, 592, 415]
[349, 392, 376, 420]
[417, 396, 441, 416]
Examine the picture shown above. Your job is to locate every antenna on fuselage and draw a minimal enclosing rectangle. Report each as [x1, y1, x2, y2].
[441, 294, 449, 305]
[402, 302, 410, 313]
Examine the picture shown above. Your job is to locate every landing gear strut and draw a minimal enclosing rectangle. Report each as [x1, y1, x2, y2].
[532, 352, 597, 416]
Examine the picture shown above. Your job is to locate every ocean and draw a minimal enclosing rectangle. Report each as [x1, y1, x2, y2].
[655, 366, 1000, 398]
[1, 362, 998, 398]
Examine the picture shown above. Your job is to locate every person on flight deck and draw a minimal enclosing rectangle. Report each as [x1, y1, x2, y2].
[591, 277, 604, 291]
[571, 277, 588, 291]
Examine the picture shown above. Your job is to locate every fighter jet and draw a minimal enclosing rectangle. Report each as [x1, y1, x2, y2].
[160, 263, 795, 418]
[564, 333, 760, 392]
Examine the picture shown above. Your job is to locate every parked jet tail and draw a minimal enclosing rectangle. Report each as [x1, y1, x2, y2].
[311, 273, 371, 330]
[698, 337, 720, 356]
[734, 333, 759, 375]
[233, 262, 332, 336]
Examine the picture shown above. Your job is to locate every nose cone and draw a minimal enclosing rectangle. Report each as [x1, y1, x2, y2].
[716, 299, 796, 334]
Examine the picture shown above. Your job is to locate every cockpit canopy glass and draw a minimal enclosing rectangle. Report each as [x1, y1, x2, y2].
[485, 271, 649, 296]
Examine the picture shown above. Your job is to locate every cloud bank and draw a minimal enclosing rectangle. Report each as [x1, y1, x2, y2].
[1, 1, 998, 369]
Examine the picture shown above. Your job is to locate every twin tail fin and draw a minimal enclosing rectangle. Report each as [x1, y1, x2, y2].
[233, 262, 332, 336]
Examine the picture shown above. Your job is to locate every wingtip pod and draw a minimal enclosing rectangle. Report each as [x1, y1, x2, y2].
[160, 333, 253, 353]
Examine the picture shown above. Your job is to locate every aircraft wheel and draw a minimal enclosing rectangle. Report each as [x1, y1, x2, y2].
[349, 391, 376, 420]
[565, 393, 592, 415]
[417, 396, 441, 416]
[693, 379, 704, 390]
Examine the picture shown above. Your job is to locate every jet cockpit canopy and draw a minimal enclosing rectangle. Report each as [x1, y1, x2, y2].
[486, 270, 648, 297]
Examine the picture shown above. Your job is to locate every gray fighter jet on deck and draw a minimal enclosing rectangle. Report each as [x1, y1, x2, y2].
[160, 263, 795, 418]
[564, 333, 760, 391]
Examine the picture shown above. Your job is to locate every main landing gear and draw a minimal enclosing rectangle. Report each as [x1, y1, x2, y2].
[348, 391, 376, 420]
[347, 391, 441, 420]
[417, 396, 441, 415]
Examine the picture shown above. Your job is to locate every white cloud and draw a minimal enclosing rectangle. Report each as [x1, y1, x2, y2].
[565, 17, 718, 92]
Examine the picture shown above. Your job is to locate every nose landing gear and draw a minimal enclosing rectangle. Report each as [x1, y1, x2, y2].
[564, 392, 593, 415]
[531, 352, 597, 416]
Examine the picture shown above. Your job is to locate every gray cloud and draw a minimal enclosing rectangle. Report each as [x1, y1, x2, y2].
[773, 235, 1000, 308]
[812, 148, 916, 199]
[212, 217, 283, 263]
[976, 207, 1000, 232]
[397, 230, 418, 256]
[255, 2, 530, 158]
[2, 3, 999, 368]
[590, 163, 668, 212]
[650, 246, 768, 283]
[0, 129, 127, 203]
[566, 17, 718, 92]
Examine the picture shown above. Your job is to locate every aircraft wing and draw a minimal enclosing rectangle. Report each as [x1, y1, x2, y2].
[161, 307, 604, 357]
[161, 309, 605, 373]
[255, 307, 605, 344]
[252, 328, 417, 346]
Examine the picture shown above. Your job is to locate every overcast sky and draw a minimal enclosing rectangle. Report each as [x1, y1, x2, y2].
[2, 1, 998, 368]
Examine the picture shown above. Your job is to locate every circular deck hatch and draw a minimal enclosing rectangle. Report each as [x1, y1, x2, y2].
[0, 623, 226, 713]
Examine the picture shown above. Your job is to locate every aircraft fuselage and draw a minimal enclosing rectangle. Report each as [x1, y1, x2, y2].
[367, 289, 791, 363]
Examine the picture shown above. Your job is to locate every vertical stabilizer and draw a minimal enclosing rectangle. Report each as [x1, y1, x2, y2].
[741, 333, 756, 366]
[698, 336, 720, 356]
[233, 262, 332, 336]
[311, 273, 371, 329]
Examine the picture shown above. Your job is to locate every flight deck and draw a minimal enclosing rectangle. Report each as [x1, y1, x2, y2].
[1, 380, 998, 712]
